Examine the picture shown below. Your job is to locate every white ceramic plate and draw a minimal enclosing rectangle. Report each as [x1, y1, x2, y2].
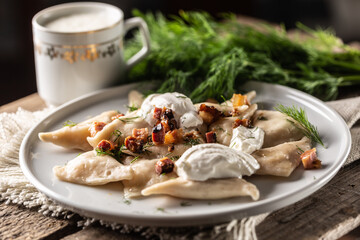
[19, 81, 351, 226]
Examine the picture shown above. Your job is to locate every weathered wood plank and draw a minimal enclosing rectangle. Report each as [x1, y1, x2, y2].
[60, 225, 143, 240]
[256, 160, 360, 240]
[0, 201, 79, 240]
[0, 93, 47, 113]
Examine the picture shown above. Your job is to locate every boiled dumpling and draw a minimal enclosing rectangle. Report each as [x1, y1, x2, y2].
[252, 137, 311, 177]
[122, 159, 177, 198]
[141, 177, 259, 201]
[53, 150, 133, 185]
[39, 110, 118, 151]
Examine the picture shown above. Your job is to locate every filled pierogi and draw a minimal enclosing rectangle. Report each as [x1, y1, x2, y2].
[39, 90, 319, 201]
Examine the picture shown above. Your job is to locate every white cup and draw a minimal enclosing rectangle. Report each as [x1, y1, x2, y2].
[32, 2, 150, 106]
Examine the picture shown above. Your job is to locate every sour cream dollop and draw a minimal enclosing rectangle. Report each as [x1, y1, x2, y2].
[138, 92, 203, 128]
[175, 143, 260, 181]
[230, 126, 264, 154]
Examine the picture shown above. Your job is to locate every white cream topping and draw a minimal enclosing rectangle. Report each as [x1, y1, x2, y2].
[138, 92, 203, 128]
[175, 143, 260, 181]
[230, 126, 265, 154]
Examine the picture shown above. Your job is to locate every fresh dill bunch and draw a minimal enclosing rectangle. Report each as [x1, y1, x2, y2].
[274, 104, 325, 148]
[125, 10, 360, 102]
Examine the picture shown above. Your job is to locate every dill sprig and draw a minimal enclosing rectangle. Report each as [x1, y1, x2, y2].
[184, 138, 201, 146]
[274, 104, 325, 148]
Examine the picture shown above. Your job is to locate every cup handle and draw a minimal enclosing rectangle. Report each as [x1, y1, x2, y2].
[124, 17, 151, 70]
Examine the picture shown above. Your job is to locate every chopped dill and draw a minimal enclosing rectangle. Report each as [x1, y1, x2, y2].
[184, 138, 200, 146]
[220, 95, 227, 103]
[130, 156, 140, 164]
[111, 130, 122, 143]
[126, 105, 139, 112]
[63, 120, 77, 127]
[180, 201, 192, 207]
[119, 116, 140, 123]
[123, 198, 132, 205]
[296, 145, 304, 154]
[274, 104, 325, 147]
[258, 116, 268, 121]
[156, 207, 165, 212]
[170, 155, 180, 161]
[176, 96, 187, 99]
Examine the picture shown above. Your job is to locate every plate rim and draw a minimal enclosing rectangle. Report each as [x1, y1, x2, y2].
[19, 81, 352, 226]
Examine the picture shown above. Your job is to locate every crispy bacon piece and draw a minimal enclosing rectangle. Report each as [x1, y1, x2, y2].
[155, 157, 174, 175]
[168, 145, 175, 152]
[162, 108, 174, 120]
[206, 131, 217, 143]
[231, 94, 249, 107]
[132, 128, 149, 141]
[301, 148, 322, 169]
[124, 136, 144, 153]
[97, 140, 115, 152]
[199, 104, 222, 125]
[152, 123, 165, 145]
[164, 129, 183, 144]
[233, 118, 251, 128]
[153, 107, 163, 120]
[111, 113, 125, 121]
[89, 122, 106, 137]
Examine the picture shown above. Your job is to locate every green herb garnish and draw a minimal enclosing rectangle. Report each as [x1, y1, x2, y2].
[220, 95, 227, 103]
[119, 116, 140, 123]
[156, 207, 165, 212]
[126, 105, 139, 112]
[184, 138, 200, 146]
[63, 120, 77, 127]
[123, 198, 132, 205]
[274, 104, 325, 147]
[130, 156, 140, 164]
[111, 130, 122, 143]
[95, 146, 124, 162]
[180, 201, 192, 207]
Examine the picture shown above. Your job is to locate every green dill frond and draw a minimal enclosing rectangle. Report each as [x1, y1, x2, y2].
[63, 120, 77, 127]
[274, 104, 325, 148]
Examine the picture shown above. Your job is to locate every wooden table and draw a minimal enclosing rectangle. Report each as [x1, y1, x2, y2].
[0, 92, 360, 240]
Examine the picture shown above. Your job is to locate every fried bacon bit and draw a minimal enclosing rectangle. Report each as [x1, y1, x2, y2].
[97, 140, 115, 152]
[301, 148, 322, 169]
[111, 113, 125, 121]
[206, 131, 217, 143]
[163, 108, 174, 120]
[199, 104, 222, 125]
[231, 94, 249, 107]
[233, 118, 251, 128]
[132, 128, 149, 141]
[153, 107, 163, 120]
[89, 122, 106, 137]
[152, 123, 165, 145]
[168, 145, 175, 152]
[124, 136, 144, 153]
[164, 129, 183, 145]
[155, 157, 174, 175]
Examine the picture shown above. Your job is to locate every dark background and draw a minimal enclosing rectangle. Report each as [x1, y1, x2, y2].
[1, 0, 359, 105]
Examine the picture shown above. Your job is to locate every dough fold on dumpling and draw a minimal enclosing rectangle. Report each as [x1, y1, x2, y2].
[39, 110, 118, 151]
[252, 137, 311, 177]
[122, 159, 177, 198]
[252, 110, 304, 148]
[53, 151, 133, 185]
[141, 178, 259, 201]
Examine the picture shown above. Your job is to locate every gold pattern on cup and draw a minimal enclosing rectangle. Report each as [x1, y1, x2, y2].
[34, 38, 123, 64]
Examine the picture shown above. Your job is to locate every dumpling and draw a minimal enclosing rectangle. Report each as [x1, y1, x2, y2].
[141, 177, 259, 201]
[53, 150, 133, 185]
[252, 137, 311, 177]
[39, 110, 118, 151]
[209, 117, 237, 146]
[252, 110, 304, 148]
[122, 159, 177, 198]
[87, 111, 151, 148]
